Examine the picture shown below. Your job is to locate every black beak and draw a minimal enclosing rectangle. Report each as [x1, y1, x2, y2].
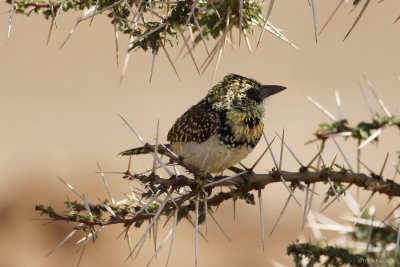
[259, 85, 287, 99]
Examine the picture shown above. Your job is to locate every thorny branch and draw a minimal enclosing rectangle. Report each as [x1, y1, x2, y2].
[6, 0, 399, 48]
[312, 115, 400, 143]
[5, 0, 399, 81]
[36, 141, 400, 228]
[6, 0, 269, 53]
[34, 142, 400, 266]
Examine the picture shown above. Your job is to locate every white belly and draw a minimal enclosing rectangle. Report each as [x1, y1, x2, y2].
[170, 135, 252, 173]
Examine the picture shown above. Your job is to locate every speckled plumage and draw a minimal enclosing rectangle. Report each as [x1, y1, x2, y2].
[121, 73, 286, 173]
[167, 99, 219, 143]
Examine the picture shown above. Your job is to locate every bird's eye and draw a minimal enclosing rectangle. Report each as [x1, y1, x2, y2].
[245, 88, 263, 103]
[232, 98, 242, 107]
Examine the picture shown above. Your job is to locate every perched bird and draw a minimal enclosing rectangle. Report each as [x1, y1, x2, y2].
[120, 73, 286, 173]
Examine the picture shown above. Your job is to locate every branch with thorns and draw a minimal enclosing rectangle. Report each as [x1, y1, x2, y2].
[308, 77, 400, 152]
[6, 0, 295, 81]
[35, 165, 400, 226]
[311, 115, 400, 144]
[6, 0, 399, 81]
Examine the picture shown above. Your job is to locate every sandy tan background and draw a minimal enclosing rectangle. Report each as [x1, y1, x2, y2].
[1, 1, 400, 266]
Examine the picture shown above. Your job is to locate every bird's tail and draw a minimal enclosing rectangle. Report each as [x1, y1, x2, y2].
[119, 144, 170, 156]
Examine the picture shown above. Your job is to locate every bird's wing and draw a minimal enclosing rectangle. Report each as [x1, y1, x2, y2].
[167, 100, 220, 143]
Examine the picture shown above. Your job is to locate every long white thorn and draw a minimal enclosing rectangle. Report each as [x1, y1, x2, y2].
[119, 115, 146, 145]
[319, 0, 345, 35]
[60, 2, 122, 49]
[264, 22, 299, 50]
[357, 192, 376, 224]
[162, 44, 181, 81]
[113, 21, 119, 67]
[379, 152, 390, 177]
[47, 229, 79, 256]
[210, 19, 233, 81]
[146, 226, 173, 267]
[332, 137, 354, 172]
[263, 132, 301, 207]
[178, 29, 200, 75]
[258, 190, 265, 250]
[120, 34, 135, 83]
[7, 0, 16, 41]
[343, 0, 371, 41]
[310, 0, 318, 43]
[365, 206, 375, 254]
[46, 0, 56, 45]
[395, 223, 400, 260]
[97, 161, 115, 204]
[128, 195, 169, 259]
[392, 158, 400, 181]
[59, 19, 81, 49]
[192, 15, 210, 56]
[82, 193, 92, 217]
[89, 0, 100, 26]
[364, 76, 392, 117]
[278, 129, 285, 171]
[203, 171, 248, 188]
[55, 0, 66, 18]
[358, 125, 386, 149]
[211, 43, 224, 82]
[132, 23, 170, 48]
[76, 240, 88, 267]
[135, 192, 162, 218]
[185, 0, 199, 28]
[274, 132, 304, 166]
[57, 176, 85, 201]
[327, 176, 340, 200]
[358, 82, 376, 118]
[239, 0, 243, 47]
[343, 191, 361, 216]
[306, 96, 336, 121]
[335, 90, 344, 120]
[320, 184, 351, 213]
[166, 210, 179, 266]
[194, 195, 199, 267]
[302, 184, 310, 231]
[199, 44, 219, 74]
[243, 31, 253, 53]
[152, 119, 160, 173]
[256, 0, 275, 48]
[307, 211, 322, 240]
[251, 137, 276, 170]
[270, 194, 292, 235]
[201, 189, 208, 235]
[208, 210, 232, 242]
[149, 51, 157, 83]
[184, 217, 209, 243]
[76, 226, 105, 246]
[100, 201, 116, 217]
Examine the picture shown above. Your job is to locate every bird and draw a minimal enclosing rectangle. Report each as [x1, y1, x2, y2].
[120, 73, 286, 173]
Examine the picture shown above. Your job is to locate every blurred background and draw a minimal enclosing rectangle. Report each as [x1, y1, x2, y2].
[0, 1, 399, 266]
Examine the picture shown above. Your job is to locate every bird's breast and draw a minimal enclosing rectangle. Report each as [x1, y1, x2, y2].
[220, 109, 264, 148]
[170, 135, 252, 173]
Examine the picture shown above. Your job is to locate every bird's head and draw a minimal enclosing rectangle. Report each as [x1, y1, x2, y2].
[206, 73, 286, 111]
